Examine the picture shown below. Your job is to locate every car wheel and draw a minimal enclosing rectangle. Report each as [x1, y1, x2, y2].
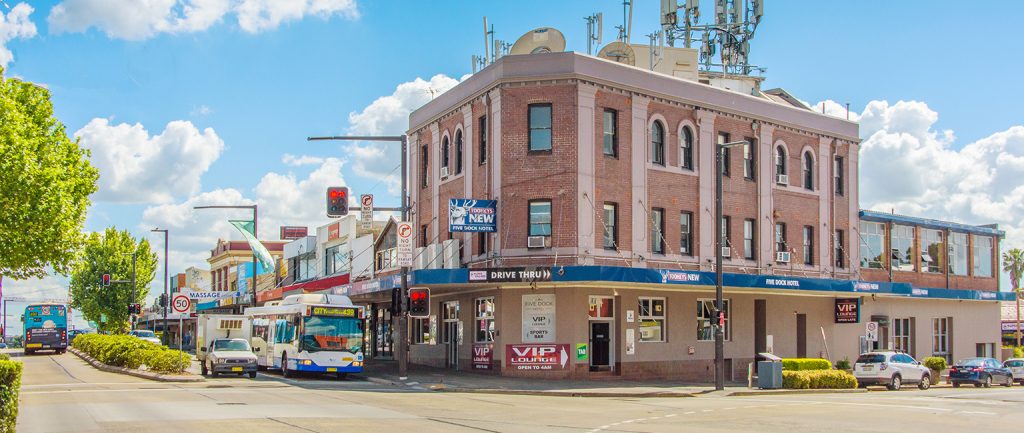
[1004, 376, 1013, 387]
[983, 375, 992, 388]
[918, 375, 931, 390]
[248, 371, 257, 379]
[201, 361, 208, 376]
[281, 353, 292, 378]
[952, 381, 961, 388]
[887, 375, 902, 391]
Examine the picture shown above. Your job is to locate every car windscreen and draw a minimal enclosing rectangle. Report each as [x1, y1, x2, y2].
[134, 331, 155, 338]
[302, 316, 361, 353]
[856, 354, 885, 363]
[213, 340, 250, 351]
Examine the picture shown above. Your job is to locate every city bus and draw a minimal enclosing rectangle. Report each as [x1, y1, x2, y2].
[23, 303, 68, 355]
[246, 293, 365, 379]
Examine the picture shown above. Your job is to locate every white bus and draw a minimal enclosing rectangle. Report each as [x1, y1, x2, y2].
[246, 293, 365, 379]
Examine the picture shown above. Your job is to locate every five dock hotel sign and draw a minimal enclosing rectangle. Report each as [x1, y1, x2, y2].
[834, 298, 861, 323]
[522, 294, 556, 343]
[449, 199, 497, 232]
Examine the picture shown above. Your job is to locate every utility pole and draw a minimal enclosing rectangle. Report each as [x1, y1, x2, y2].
[130, 251, 137, 331]
[307, 134, 410, 379]
[152, 229, 169, 344]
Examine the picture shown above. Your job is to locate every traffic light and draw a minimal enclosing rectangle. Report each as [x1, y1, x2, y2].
[158, 294, 168, 308]
[408, 288, 430, 318]
[128, 303, 142, 315]
[102, 274, 111, 286]
[326, 186, 349, 217]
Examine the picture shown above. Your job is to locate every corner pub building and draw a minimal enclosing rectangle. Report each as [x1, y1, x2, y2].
[376, 50, 1011, 381]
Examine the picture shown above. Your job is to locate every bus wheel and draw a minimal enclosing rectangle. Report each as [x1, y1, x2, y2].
[281, 354, 292, 378]
[335, 372, 348, 380]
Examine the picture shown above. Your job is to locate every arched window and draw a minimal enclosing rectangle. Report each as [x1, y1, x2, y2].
[441, 136, 450, 176]
[651, 121, 665, 166]
[775, 146, 787, 181]
[455, 130, 464, 175]
[803, 151, 814, 190]
[680, 126, 694, 170]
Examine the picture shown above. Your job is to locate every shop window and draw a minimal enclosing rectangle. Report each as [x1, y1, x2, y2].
[651, 208, 665, 254]
[973, 235, 993, 277]
[588, 296, 614, 319]
[603, 109, 618, 157]
[412, 317, 432, 344]
[949, 232, 968, 275]
[891, 224, 914, 271]
[475, 297, 495, 343]
[638, 297, 666, 343]
[893, 317, 911, 353]
[528, 200, 552, 237]
[860, 221, 885, 269]
[933, 317, 951, 363]
[697, 299, 729, 341]
[528, 104, 552, 151]
[651, 120, 665, 165]
[603, 203, 617, 250]
[680, 126, 694, 170]
[680, 211, 693, 256]
[920, 229, 944, 273]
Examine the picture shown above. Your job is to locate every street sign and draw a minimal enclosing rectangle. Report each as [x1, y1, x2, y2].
[360, 194, 374, 230]
[396, 221, 414, 267]
[866, 321, 878, 342]
[172, 294, 191, 314]
[506, 344, 570, 371]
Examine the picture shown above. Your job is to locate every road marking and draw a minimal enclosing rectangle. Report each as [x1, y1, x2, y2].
[701, 409, 713, 412]
[683, 412, 694, 415]
[666, 414, 678, 417]
[960, 411, 996, 416]
[723, 407, 736, 410]
[737, 398, 953, 413]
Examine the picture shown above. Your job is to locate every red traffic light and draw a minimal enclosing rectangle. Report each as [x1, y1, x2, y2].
[102, 274, 111, 286]
[326, 186, 350, 217]
[408, 288, 430, 318]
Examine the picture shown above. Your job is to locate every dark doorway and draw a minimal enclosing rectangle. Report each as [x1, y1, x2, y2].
[371, 305, 393, 359]
[590, 322, 611, 371]
[754, 299, 767, 360]
[796, 313, 807, 358]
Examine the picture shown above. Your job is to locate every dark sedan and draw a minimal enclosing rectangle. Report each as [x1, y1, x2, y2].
[949, 357, 1014, 388]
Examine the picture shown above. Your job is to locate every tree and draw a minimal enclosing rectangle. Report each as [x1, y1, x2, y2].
[0, 67, 98, 279]
[69, 228, 157, 333]
[1003, 248, 1024, 347]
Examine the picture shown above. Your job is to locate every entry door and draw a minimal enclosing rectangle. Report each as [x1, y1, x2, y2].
[373, 305, 393, 359]
[796, 314, 807, 358]
[442, 301, 460, 369]
[590, 322, 611, 371]
[754, 299, 767, 359]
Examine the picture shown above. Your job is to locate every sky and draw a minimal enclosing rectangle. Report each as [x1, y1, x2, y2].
[1, 1, 1022, 332]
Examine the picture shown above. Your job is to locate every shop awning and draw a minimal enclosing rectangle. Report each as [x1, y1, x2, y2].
[258, 273, 351, 303]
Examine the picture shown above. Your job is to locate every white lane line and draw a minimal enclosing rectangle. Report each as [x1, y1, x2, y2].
[737, 398, 953, 413]
[960, 411, 996, 416]
[701, 409, 713, 413]
[723, 407, 736, 410]
[682, 412, 694, 415]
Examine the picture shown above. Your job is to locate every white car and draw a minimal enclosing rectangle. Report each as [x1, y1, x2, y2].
[1003, 358, 1024, 385]
[129, 330, 162, 345]
[201, 338, 258, 378]
[853, 351, 932, 390]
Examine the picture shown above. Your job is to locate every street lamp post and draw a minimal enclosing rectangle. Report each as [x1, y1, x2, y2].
[152, 229, 169, 344]
[307, 134, 410, 379]
[715, 139, 748, 391]
[193, 205, 259, 308]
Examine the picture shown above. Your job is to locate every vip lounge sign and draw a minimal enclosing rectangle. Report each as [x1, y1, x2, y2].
[835, 298, 861, 323]
[472, 344, 493, 370]
[449, 199, 497, 232]
[506, 344, 570, 371]
[522, 294, 556, 343]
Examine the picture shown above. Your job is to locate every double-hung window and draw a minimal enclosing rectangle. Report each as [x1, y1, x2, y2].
[718, 133, 731, 176]
[680, 126, 694, 170]
[651, 208, 665, 254]
[834, 156, 844, 195]
[775, 222, 787, 253]
[528, 104, 552, 151]
[638, 297, 666, 343]
[528, 200, 552, 237]
[835, 230, 845, 268]
[680, 212, 693, 256]
[743, 139, 756, 180]
[803, 226, 814, 265]
[479, 115, 487, 164]
[603, 109, 618, 157]
[803, 151, 814, 190]
[651, 121, 665, 165]
[933, 317, 951, 363]
[455, 130, 464, 175]
[743, 219, 756, 260]
[603, 203, 617, 250]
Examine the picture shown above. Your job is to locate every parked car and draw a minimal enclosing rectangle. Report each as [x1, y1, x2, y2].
[853, 351, 932, 390]
[200, 338, 258, 378]
[949, 357, 1013, 388]
[0, 343, 7, 349]
[68, 329, 91, 345]
[128, 330, 162, 345]
[1003, 358, 1024, 385]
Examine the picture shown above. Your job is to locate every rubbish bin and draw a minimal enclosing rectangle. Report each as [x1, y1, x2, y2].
[757, 352, 783, 389]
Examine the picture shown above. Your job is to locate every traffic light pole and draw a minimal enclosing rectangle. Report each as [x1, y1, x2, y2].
[307, 134, 410, 379]
[152, 229, 169, 344]
[131, 251, 137, 331]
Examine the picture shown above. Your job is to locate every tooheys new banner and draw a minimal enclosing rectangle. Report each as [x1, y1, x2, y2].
[230, 220, 276, 274]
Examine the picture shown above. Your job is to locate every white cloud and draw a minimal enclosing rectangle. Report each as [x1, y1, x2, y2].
[76, 118, 225, 204]
[48, 0, 357, 40]
[190, 104, 213, 117]
[0, 2, 37, 67]
[282, 153, 324, 166]
[345, 74, 462, 194]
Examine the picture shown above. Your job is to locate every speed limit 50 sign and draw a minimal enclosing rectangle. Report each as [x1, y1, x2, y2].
[172, 294, 191, 314]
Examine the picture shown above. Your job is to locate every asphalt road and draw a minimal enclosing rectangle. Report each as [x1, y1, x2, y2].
[15, 351, 1024, 432]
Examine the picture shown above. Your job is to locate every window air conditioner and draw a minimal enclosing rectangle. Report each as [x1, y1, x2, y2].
[440, 166, 450, 179]
[776, 251, 791, 263]
[721, 246, 732, 257]
[776, 174, 789, 185]
[527, 236, 550, 248]
[442, 239, 460, 268]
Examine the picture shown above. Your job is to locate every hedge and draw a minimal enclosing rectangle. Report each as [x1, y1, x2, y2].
[0, 359, 22, 433]
[923, 356, 947, 372]
[73, 334, 190, 374]
[782, 358, 832, 371]
[782, 370, 857, 389]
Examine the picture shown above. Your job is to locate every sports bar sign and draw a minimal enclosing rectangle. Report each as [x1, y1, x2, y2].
[834, 298, 861, 323]
[505, 344, 570, 371]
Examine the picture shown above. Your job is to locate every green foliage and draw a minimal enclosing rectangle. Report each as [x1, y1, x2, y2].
[73, 333, 189, 374]
[0, 68, 99, 280]
[1004, 346, 1024, 358]
[923, 356, 948, 372]
[1003, 249, 1024, 293]
[835, 357, 851, 370]
[782, 358, 832, 371]
[782, 370, 857, 389]
[0, 359, 22, 433]
[68, 228, 158, 333]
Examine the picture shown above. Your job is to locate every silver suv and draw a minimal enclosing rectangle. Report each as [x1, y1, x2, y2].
[853, 351, 932, 390]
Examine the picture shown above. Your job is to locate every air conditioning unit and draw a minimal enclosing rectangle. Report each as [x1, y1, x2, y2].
[527, 235, 550, 248]
[425, 244, 443, 269]
[776, 251, 791, 263]
[721, 246, 732, 257]
[440, 166, 450, 179]
[776, 174, 789, 185]
[442, 239, 461, 268]
[414, 246, 427, 270]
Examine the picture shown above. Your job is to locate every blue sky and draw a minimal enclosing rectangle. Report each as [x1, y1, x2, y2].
[2, 1, 1022, 330]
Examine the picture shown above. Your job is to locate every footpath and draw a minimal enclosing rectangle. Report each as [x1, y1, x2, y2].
[359, 361, 866, 398]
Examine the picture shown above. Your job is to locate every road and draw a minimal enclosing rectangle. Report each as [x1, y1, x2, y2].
[15, 351, 1024, 432]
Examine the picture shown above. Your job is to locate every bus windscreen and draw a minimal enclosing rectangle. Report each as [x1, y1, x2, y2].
[302, 316, 361, 354]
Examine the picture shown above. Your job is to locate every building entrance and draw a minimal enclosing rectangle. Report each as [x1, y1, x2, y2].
[590, 322, 611, 371]
[442, 301, 460, 369]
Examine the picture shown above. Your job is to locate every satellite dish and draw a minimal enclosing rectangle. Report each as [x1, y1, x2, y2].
[509, 27, 566, 55]
[597, 41, 636, 66]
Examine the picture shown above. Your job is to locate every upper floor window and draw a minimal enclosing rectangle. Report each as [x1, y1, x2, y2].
[718, 133, 731, 177]
[680, 211, 693, 256]
[441, 136, 451, 175]
[454, 129, 464, 175]
[920, 229, 944, 273]
[420, 143, 428, 188]
[891, 224, 914, 271]
[325, 245, 350, 276]
[835, 230, 845, 268]
[834, 156, 844, 196]
[721, 215, 732, 252]
[949, 232, 968, 275]
[680, 126, 694, 170]
[775, 222, 787, 252]
[651, 120, 665, 165]
[743, 219, 756, 260]
[973, 235, 993, 277]
[479, 115, 488, 164]
[603, 203, 617, 250]
[603, 109, 618, 157]
[743, 139, 756, 180]
[803, 226, 814, 265]
[528, 104, 552, 151]
[775, 146, 787, 180]
[528, 200, 552, 237]
[859, 221, 885, 269]
[651, 208, 665, 254]
[803, 151, 814, 190]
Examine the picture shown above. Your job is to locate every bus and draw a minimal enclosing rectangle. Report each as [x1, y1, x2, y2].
[23, 303, 68, 355]
[246, 293, 365, 379]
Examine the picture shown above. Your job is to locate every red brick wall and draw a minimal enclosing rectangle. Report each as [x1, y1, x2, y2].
[594, 90, 635, 253]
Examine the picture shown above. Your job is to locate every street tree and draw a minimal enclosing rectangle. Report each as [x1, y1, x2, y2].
[1004, 248, 1024, 347]
[69, 227, 157, 333]
[0, 67, 98, 280]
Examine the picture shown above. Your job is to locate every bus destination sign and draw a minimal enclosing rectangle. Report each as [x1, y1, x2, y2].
[310, 306, 358, 318]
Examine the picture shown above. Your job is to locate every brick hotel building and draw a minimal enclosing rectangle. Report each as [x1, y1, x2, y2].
[345, 50, 1009, 380]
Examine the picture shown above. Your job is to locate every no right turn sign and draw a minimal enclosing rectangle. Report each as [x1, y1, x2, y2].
[866, 321, 878, 342]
